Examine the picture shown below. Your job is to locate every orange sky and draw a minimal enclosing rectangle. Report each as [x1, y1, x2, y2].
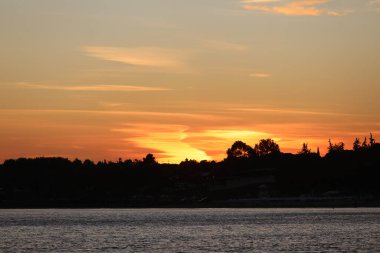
[1, 1, 380, 163]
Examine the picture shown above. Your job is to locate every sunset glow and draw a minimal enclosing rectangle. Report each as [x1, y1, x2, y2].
[1, 1, 379, 163]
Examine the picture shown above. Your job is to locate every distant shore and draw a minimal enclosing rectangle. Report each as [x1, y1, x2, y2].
[2, 145, 380, 209]
[1, 196, 380, 209]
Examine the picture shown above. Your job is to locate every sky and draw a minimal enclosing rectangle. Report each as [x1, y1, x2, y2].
[1, 0, 380, 163]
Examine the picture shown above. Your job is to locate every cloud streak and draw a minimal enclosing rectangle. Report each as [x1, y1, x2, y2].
[229, 106, 354, 116]
[83, 46, 187, 70]
[201, 40, 248, 51]
[249, 73, 271, 78]
[242, 0, 351, 16]
[16, 82, 169, 92]
[0, 108, 222, 121]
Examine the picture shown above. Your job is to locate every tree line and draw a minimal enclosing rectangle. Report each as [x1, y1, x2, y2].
[0, 133, 379, 207]
[227, 133, 377, 159]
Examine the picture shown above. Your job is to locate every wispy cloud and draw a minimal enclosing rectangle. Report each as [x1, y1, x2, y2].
[369, 0, 380, 11]
[83, 46, 187, 70]
[201, 40, 248, 51]
[242, 0, 351, 16]
[0, 108, 221, 121]
[16, 82, 169, 92]
[249, 72, 271, 78]
[229, 106, 357, 117]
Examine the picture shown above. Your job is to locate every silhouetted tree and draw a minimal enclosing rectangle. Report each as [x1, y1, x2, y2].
[227, 141, 254, 159]
[327, 139, 344, 154]
[328, 139, 332, 151]
[299, 143, 311, 155]
[83, 159, 95, 169]
[143, 153, 157, 166]
[369, 133, 376, 147]
[362, 137, 368, 149]
[353, 138, 361, 151]
[73, 158, 82, 167]
[254, 139, 280, 156]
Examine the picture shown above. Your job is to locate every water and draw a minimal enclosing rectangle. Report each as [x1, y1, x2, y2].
[0, 208, 379, 252]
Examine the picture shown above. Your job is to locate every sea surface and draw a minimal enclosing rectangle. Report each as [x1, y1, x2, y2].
[0, 208, 379, 252]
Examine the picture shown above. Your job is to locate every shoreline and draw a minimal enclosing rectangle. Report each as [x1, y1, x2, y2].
[1, 196, 379, 209]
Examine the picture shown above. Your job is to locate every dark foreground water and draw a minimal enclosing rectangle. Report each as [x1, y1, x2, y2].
[0, 208, 379, 252]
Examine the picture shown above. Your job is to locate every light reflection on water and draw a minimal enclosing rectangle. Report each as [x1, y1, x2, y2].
[0, 208, 379, 252]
